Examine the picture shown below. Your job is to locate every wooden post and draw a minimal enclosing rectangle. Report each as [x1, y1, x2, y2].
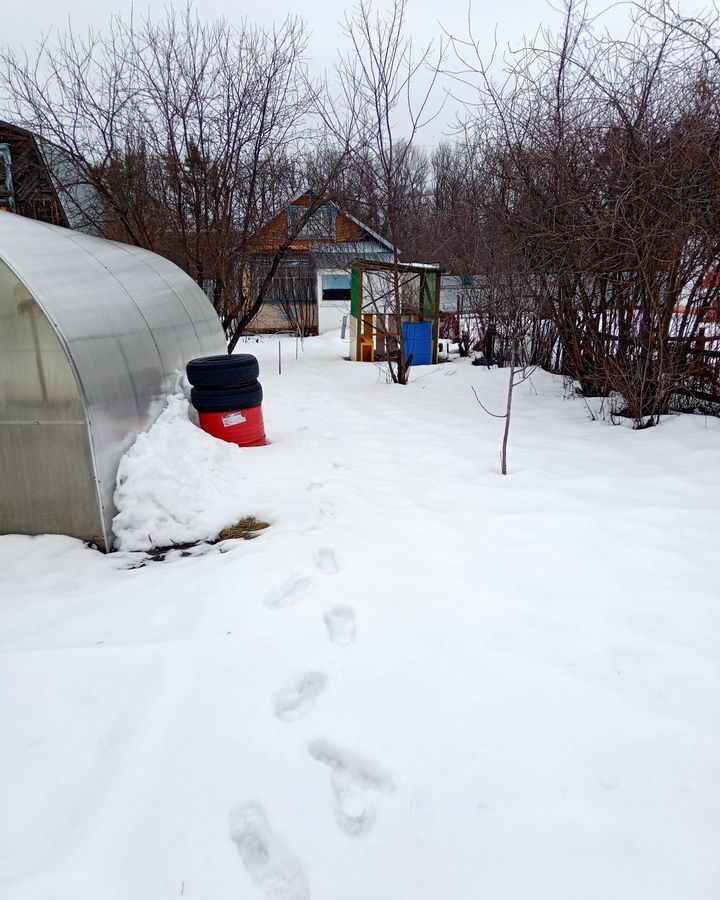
[356, 269, 364, 362]
[432, 269, 441, 364]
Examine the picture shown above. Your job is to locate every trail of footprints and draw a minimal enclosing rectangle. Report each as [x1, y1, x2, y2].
[232, 537, 393, 898]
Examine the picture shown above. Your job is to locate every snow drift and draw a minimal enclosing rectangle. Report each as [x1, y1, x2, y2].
[113, 391, 250, 551]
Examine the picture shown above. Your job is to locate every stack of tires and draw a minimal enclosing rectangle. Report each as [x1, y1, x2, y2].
[186, 354, 267, 447]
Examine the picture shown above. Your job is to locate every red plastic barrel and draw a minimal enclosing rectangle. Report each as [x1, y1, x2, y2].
[198, 405, 267, 447]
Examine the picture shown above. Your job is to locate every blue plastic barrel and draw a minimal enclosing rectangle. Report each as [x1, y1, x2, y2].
[402, 322, 433, 365]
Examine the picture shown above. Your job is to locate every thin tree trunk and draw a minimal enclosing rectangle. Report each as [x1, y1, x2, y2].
[501, 343, 516, 475]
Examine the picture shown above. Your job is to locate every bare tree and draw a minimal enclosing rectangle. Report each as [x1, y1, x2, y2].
[0, 5, 325, 347]
[468, 229, 537, 474]
[449, 0, 720, 427]
[273, 255, 318, 336]
[331, 0, 445, 383]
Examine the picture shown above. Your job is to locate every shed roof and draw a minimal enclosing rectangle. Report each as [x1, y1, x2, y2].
[349, 258, 444, 275]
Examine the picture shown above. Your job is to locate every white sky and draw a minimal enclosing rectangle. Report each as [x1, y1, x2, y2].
[2, 0, 702, 145]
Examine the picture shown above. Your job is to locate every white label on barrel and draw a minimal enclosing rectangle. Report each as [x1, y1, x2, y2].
[222, 411, 246, 427]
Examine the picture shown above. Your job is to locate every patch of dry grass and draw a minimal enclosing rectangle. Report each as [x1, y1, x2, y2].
[218, 517, 270, 541]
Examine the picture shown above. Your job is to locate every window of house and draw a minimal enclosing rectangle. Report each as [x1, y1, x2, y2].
[321, 273, 351, 302]
[287, 205, 335, 241]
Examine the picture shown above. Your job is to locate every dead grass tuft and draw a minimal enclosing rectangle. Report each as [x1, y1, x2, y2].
[218, 517, 270, 541]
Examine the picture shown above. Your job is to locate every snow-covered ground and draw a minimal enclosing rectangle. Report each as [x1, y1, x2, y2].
[1, 332, 719, 900]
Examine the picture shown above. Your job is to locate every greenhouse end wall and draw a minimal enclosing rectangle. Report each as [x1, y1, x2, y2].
[0, 257, 102, 542]
[0, 215, 226, 548]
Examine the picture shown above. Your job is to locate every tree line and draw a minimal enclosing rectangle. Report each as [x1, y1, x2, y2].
[2, 0, 720, 420]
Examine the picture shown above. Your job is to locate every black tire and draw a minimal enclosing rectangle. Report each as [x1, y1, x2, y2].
[191, 382, 263, 413]
[186, 354, 260, 389]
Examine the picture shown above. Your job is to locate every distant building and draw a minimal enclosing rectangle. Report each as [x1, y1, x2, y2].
[439, 274, 486, 313]
[248, 190, 394, 334]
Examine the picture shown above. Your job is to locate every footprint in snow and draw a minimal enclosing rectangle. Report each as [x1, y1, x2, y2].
[265, 574, 313, 609]
[299, 521, 320, 536]
[299, 505, 341, 537]
[274, 671, 327, 722]
[314, 547, 340, 575]
[230, 803, 309, 900]
[308, 739, 394, 837]
[324, 606, 356, 646]
[319, 500, 341, 520]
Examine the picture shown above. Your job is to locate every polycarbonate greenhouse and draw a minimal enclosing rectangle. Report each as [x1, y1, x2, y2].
[0, 213, 226, 549]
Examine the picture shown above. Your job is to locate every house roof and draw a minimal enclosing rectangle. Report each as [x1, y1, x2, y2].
[252, 186, 394, 253]
[334, 206, 394, 252]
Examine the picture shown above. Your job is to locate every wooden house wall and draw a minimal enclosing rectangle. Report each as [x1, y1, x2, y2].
[248, 196, 369, 254]
[0, 124, 68, 227]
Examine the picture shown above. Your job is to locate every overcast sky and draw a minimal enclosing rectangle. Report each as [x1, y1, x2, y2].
[2, 0, 701, 145]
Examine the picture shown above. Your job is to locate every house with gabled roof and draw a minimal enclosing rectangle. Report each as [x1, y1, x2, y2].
[248, 189, 394, 334]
